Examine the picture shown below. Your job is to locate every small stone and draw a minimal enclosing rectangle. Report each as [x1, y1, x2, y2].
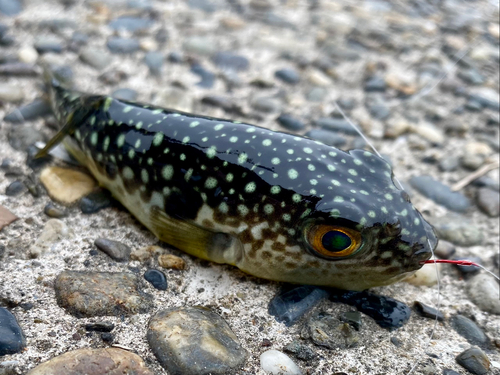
[251, 97, 281, 113]
[302, 311, 359, 349]
[99, 70, 127, 85]
[190, 63, 215, 88]
[94, 238, 131, 262]
[431, 213, 484, 246]
[30, 219, 73, 258]
[260, 350, 303, 375]
[43, 203, 67, 218]
[438, 155, 460, 172]
[17, 46, 38, 63]
[409, 176, 470, 213]
[111, 88, 138, 101]
[461, 153, 485, 170]
[144, 51, 164, 76]
[413, 301, 444, 321]
[153, 87, 193, 113]
[0, 205, 18, 230]
[0, 307, 25, 355]
[434, 240, 456, 259]
[34, 36, 64, 54]
[283, 341, 316, 361]
[79, 46, 113, 70]
[167, 51, 184, 63]
[108, 16, 153, 32]
[476, 187, 499, 217]
[0, 83, 24, 102]
[158, 254, 186, 270]
[313, 118, 359, 135]
[144, 269, 168, 290]
[466, 273, 500, 315]
[275, 68, 300, 84]
[147, 307, 248, 374]
[201, 95, 236, 112]
[457, 68, 485, 85]
[183, 36, 217, 56]
[450, 315, 490, 348]
[40, 166, 97, 205]
[26, 348, 154, 375]
[453, 256, 483, 275]
[277, 114, 306, 132]
[84, 322, 114, 332]
[106, 37, 140, 54]
[212, 51, 249, 72]
[307, 70, 331, 87]
[390, 337, 403, 347]
[364, 76, 386, 92]
[404, 264, 440, 286]
[456, 347, 491, 375]
[155, 28, 169, 45]
[5, 180, 25, 196]
[305, 87, 327, 102]
[339, 311, 362, 330]
[55, 270, 153, 317]
[305, 129, 346, 147]
[79, 189, 113, 214]
[131, 246, 153, 262]
[0, 0, 22, 16]
[8, 125, 45, 151]
[367, 102, 391, 120]
[3, 98, 52, 123]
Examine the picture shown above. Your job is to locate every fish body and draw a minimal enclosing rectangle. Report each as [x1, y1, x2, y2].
[41, 79, 437, 291]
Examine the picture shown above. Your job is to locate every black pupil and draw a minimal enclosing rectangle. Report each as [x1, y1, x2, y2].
[321, 231, 351, 252]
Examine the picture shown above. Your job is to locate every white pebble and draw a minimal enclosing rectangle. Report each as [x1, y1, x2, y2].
[260, 350, 303, 375]
[403, 262, 441, 287]
[18, 46, 38, 64]
[466, 273, 500, 315]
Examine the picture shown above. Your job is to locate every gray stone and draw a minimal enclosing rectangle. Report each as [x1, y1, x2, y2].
[457, 68, 485, 85]
[450, 315, 490, 348]
[305, 87, 327, 102]
[305, 129, 347, 147]
[108, 16, 153, 32]
[431, 213, 484, 246]
[438, 155, 460, 172]
[147, 306, 248, 374]
[275, 68, 300, 84]
[0, 307, 25, 355]
[5, 180, 25, 196]
[8, 125, 45, 151]
[106, 37, 140, 54]
[364, 76, 386, 92]
[3, 98, 52, 123]
[461, 153, 485, 170]
[455, 347, 491, 375]
[251, 96, 281, 113]
[34, 36, 64, 54]
[476, 187, 499, 217]
[0, 84, 24, 102]
[79, 46, 113, 70]
[183, 36, 217, 56]
[283, 341, 316, 361]
[111, 88, 138, 101]
[466, 273, 500, 315]
[313, 118, 359, 135]
[144, 51, 164, 76]
[433, 240, 456, 259]
[212, 52, 249, 72]
[94, 238, 131, 262]
[277, 114, 306, 132]
[301, 311, 359, 349]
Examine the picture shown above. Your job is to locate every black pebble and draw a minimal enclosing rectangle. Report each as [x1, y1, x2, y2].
[413, 301, 444, 321]
[0, 307, 25, 355]
[85, 322, 115, 332]
[80, 189, 113, 214]
[450, 315, 490, 348]
[144, 269, 168, 290]
[275, 68, 300, 84]
[277, 114, 306, 132]
[5, 180, 25, 196]
[101, 332, 114, 343]
[44, 203, 67, 218]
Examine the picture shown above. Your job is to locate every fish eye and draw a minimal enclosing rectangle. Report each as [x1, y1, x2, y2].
[307, 225, 362, 258]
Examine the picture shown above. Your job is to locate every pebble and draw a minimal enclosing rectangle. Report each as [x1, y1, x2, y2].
[458, 68, 485, 85]
[5, 180, 25, 196]
[183, 36, 217, 56]
[453, 256, 483, 275]
[410, 122, 445, 145]
[212, 51, 249, 72]
[275, 68, 300, 84]
[305, 129, 347, 147]
[277, 114, 306, 131]
[54, 270, 153, 317]
[434, 240, 456, 259]
[461, 153, 485, 170]
[0, 62, 39, 76]
[438, 155, 460, 172]
[158, 254, 186, 270]
[364, 76, 386, 92]
[305, 87, 327, 102]
[17, 46, 38, 64]
[147, 306, 248, 374]
[367, 101, 391, 120]
[251, 96, 281, 113]
[34, 36, 64, 54]
[144, 269, 168, 290]
[79, 189, 113, 214]
[106, 37, 140, 54]
[476, 187, 499, 217]
[29, 219, 73, 258]
[190, 63, 215, 88]
[302, 311, 359, 349]
[79, 46, 113, 70]
[413, 301, 445, 321]
[26, 348, 154, 375]
[260, 350, 303, 375]
[85, 321, 114, 332]
[0, 0, 22, 16]
[403, 264, 439, 287]
[131, 246, 153, 262]
[144, 51, 163, 76]
[468, 93, 500, 111]
[153, 87, 193, 113]
[0, 307, 25, 355]
[283, 341, 316, 361]
[466, 273, 500, 315]
[313, 118, 359, 135]
[108, 16, 153, 32]
[0, 204, 18, 230]
[3, 98, 52, 123]
[94, 238, 131, 262]
[40, 166, 97, 205]
[111, 88, 138, 101]
[456, 347, 491, 375]
[450, 315, 490, 348]
[340, 311, 362, 331]
[268, 285, 329, 326]
[201, 95, 237, 112]
[431, 213, 484, 246]
[167, 51, 184, 63]
[188, 0, 217, 13]
[8, 124, 45, 151]
[0, 84, 24, 102]
[409, 175, 471, 212]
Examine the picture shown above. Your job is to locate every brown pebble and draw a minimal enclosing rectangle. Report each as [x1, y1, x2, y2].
[0, 204, 18, 230]
[158, 254, 186, 270]
[40, 166, 96, 205]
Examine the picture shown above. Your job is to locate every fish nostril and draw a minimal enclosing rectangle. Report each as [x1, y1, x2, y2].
[401, 191, 411, 203]
[384, 219, 401, 236]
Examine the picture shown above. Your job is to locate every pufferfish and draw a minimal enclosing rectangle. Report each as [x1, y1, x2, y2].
[37, 76, 437, 291]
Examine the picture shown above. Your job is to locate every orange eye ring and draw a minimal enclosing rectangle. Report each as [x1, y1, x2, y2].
[307, 225, 362, 258]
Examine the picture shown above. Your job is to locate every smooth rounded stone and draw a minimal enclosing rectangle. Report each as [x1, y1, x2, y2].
[251, 96, 281, 113]
[111, 87, 137, 101]
[40, 166, 97, 205]
[84, 321, 114, 332]
[34, 36, 64, 54]
[0, 308, 25, 355]
[305, 129, 346, 147]
[153, 87, 193, 113]
[476, 187, 500, 217]
[167, 51, 184, 63]
[368, 102, 391, 120]
[442, 369, 461, 375]
[144, 51, 163, 76]
[183, 36, 217, 56]
[108, 16, 153, 32]
[131, 246, 152, 262]
[468, 94, 500, 111]
[190, 63, 215, 88]
[94, 238, 131, 262]
[260, 350, 303, 375]
[17, 45, 38, 63]
[212, 51, 249, 72]
[5, 180, 25, 196]
[29, 219, 73, 258]
[144, 269, 168, 290]
[313, 118, 359, 135]
[466, 273, 500, 315]
[283, 341, 316, 361]
[457, 68, 485, 85]
[269, 286, 329, 326]
[106, 37, 140, 54]
[409, 175, 471, 213]
[275, 68, 300, 84]
[390, 336, 403, 347]
[147, 306, 248, 375]
[8, 125, 46, 152]
[0, 204, 19, 230]
[44, 203, 67, 218]
[188, 0, 218, 12]
[79, 46, 113, 70]
[456, 347, 491, 375]
[465, 99, 483, 112]
[301, 311, 359, 349]
[364, 76, 386, 92]
[434, 240, 456, 259]
[450, 315, 490, 348]
[3, 98, 52, 123]
[26, 348, 154, 375]
[472, 176, 500, 191]
[55, 270, 153, 317]
[413, 301, 444, 321]
[461, 153, 485, 170]
[431, 213, 484, 246]
[0, 84, 24, 102]
[438, 155, 460, 172]
[305, 87, 327, 102]
[201, 95, 236, 112]
[410, 123, 444, 145]
[79, 189, 113, 214]
[158, 254, 186, 270]
[453, 256, 483, 275]
[403, 264, 439, 287]
[0, 0, 22, 16]
[276, 114, 305, 132]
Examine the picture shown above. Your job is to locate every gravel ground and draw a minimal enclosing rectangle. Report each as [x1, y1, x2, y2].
[0, 0, 499, 374]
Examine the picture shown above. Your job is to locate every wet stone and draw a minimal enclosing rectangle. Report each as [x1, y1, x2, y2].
[3, 98, 52, 123]
[431, 213, 484, 246]
[79, 189, 113, 214]
[0, 307, 25, 355]
[409, 175, 470, 212]
[167, 51, 184, 63]
[144, 269, 168, 290]
[305, 129, 347, 147]
[0, 0, 22, 16]
[147, 306, 248, 375]
[450, 315, 490, 348]
[109, 16, 153, 32]
[275, 68, 300, 84]
[26, 144, 52, 171]
[34, 36, 64, 54]
[455, 347, 491, 375]
[84, 321, 114, 332]
[277, 114, 306, 132]
[413, 301, 444, 321]
[40, 166, 96, 205]
[5, 180, 25, 196]
[260, 350, 303, 375]
[268, 285, 329, 326]
[106, 37, 140, 54]
[472, 176, 500, 191]
[302, 311, 359, 349]
[212, 51, 249, 72]
[466, 273, 500, 315]
[144, 51, 163, 76]
[340, 311, 362, 330]
[283, 341, 316, 361]
[200, 95, 236, 112]
[476, 187, 499, 217]
[26, 347, 154, 375]
[111, 88, 138, 101]
[313, 118, 359, 135]
[79, 46, 113, 70]
[94, 238, 131, 262]
[55, 270, 153, 317]
[8, 125, 44, 151]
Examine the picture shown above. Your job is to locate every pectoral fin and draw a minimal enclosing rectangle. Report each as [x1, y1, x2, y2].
[149, 207, 243, 266]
